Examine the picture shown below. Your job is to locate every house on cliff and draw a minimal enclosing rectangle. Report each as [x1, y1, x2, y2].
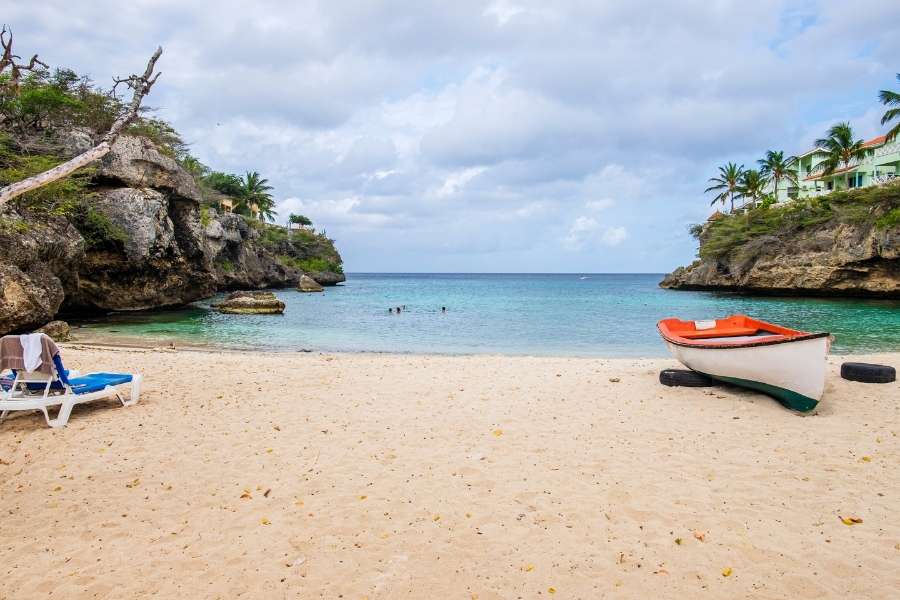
[204, 190, 261, 220]
[776, 135, 900, 201]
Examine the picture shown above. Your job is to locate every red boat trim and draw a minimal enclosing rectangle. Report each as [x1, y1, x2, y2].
[658, 327, 831, 349]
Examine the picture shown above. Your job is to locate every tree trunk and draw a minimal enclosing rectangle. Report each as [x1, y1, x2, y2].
[0, 46, 162, 207]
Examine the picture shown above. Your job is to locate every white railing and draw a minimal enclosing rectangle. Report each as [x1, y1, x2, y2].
[803, 141, 900, 176]
[874, 141, 900, 159]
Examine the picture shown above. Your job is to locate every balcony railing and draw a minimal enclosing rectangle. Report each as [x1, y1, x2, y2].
[801, 141, 900, 177]
[874, 140, 900, 159]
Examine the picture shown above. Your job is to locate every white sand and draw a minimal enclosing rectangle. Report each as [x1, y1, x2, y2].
[1, 346, 898, 599]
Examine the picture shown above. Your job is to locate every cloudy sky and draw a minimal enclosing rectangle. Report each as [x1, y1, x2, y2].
[10, 1, 900, 272]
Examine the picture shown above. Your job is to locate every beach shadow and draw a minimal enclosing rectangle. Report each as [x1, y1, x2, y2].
[0, 398, 129, 433]
[713, 381, 831, 417]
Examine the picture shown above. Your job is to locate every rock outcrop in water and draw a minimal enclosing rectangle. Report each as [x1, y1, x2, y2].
[213, 290, 285, 314]
[661, 183, 900, 297]
[306, 270, 346, 286]
[0, 133, 344, 335]
[297, 274, 324, 292]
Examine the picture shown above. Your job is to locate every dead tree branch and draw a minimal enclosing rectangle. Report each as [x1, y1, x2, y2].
[0, 25, 48, 92]
[0, 46, 163, 206]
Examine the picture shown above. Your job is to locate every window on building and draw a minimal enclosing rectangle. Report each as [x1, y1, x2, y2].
[827, 180, 834, 191]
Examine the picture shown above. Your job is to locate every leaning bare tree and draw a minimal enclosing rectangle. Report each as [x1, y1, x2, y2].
[0, 27, 162, 206]
[0, 25, 47, 90]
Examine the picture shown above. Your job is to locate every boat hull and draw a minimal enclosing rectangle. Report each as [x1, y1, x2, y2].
[664, 336, 829, 412]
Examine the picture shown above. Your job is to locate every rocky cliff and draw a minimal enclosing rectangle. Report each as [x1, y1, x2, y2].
[661, 183, 900, 297]
[204, 211, 299, 289]
[0, 134, 344, 334]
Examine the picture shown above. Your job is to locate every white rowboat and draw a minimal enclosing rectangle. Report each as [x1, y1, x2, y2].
[658, 314, 831, 412]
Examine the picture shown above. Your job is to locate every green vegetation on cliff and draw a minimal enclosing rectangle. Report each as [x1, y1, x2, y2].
[249, 220, 343, 274]
[695, 181, 900, 259]
[2, 60, 342, 274]
[0, 135, 127, 249]
[2, 64, 282, 228]
[276, 254, 344, 275]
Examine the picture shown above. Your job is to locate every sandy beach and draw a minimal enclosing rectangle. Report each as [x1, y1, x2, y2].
[1, 346, 898, 599]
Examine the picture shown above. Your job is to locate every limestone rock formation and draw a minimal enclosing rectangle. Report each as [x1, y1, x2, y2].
[307, 271, 346, 286]
[203, 211, 299, 290]
[0, 207, 84, 334]
[0, 133, 344, 335]
[297, 274, 324, 292]
[52, 133, 217, 312]
[213, 290, 285, 314]
[34, 320, 71, 342]
[661, 217, 900, 297]
[97, 135, 201, 202]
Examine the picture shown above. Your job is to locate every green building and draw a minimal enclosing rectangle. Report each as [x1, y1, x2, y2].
[779, 135, 900, 200]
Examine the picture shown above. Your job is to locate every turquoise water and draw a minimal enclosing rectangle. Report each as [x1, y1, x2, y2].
[72, 273, 900, 357]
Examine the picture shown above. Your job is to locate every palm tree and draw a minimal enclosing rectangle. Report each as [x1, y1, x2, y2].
[757, 150, 797, 200]
[737, 169, 766, 209]
[705, 162, 745, 213]
[813, 122, 866, 175]
[237, 171, 276, 222]
[879, 74, 900, 142]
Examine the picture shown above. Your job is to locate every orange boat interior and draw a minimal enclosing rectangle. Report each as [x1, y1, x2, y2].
[658, 314, 807, 345]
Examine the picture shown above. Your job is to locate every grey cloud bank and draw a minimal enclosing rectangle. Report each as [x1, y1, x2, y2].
[8, 0, 899, 272]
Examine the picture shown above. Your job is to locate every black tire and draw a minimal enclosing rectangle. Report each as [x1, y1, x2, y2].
[840, 362, 896, 384]
[659, 369, 715, 387]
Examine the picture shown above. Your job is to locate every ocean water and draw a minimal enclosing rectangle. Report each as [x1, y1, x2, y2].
[72, 273, 900, 357]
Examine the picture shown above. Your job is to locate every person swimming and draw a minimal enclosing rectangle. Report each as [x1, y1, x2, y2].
[388, 308, 394, 314]
[441, 306, 447, 313]
[396, 306, 402, 313]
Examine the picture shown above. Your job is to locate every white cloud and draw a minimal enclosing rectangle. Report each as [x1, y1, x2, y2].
[601, 226, 628, 247]
[564, 217, 627, 249]
[584, 198, 614, 211]
[433, 166, 487, 198]
[484, 1, 524, 26]
[563, 216, 600, 249]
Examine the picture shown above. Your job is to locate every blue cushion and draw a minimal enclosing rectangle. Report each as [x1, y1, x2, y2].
[67, 373, 133, 395]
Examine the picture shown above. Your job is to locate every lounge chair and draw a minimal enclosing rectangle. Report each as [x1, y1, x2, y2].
[0, 336, 141, 428]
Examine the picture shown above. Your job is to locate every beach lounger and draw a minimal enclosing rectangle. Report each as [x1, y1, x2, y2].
[0, 335, 141, 428]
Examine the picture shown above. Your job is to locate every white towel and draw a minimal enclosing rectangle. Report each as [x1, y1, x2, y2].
[19, 333, 45, 372]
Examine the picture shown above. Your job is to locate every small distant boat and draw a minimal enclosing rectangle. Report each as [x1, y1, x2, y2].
[657, 314, 831, 412]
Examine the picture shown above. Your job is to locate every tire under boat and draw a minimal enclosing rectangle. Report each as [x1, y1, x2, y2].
[657, 314, 831, 412]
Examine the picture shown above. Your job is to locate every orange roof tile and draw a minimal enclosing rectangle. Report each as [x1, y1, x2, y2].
[797, 134, 886, 159]
[804, 163, 861, 181]
[862, 135, 886, 148]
